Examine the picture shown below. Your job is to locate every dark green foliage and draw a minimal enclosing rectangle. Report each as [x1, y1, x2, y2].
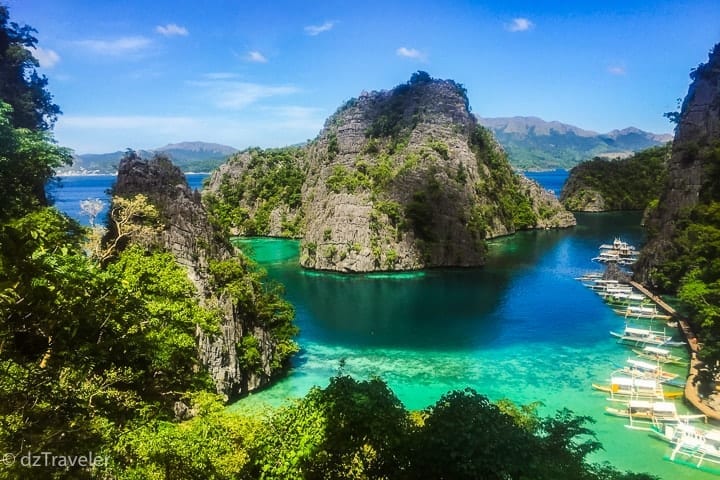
[0, 6, 61, 131]
[470, 125, 538, 230]
[208, 258, 298, 370]
[204, 147, 305, 236]
[243, 376, 656, 480]
[0, 102, 72, 221]
[561, 144, 670, 211]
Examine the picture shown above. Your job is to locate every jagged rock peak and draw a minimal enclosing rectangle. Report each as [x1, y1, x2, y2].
[297, 72, 575, 272]
[112, 153, 292, 399]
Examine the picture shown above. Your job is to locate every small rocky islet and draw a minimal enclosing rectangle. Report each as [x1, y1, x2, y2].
[204, 72, 575, 273]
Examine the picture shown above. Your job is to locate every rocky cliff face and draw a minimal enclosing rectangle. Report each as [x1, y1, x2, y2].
[635, 45, 720, 284]
[298, 76, 573, 271]
[111, 154, 292, 399]
[205, 73, 575, 272]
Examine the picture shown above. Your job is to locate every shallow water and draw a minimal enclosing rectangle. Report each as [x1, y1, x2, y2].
[230, 216, 716, 479]
[48, 173, 717, 478]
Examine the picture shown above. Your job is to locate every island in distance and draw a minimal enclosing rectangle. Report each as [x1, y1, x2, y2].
[59, 120, 671, 175]
[58, 141, 239, 175]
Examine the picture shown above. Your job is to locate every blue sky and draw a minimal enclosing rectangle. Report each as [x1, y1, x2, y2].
[9, 0, 720, 153]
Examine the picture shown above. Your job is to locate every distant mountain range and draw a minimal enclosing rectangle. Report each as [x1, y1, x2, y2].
[58, 118, 672, 174]
[477, 116, 673, 170]
[59, 141, 239, 174]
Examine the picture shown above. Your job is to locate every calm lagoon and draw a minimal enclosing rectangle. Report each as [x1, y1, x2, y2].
[50, 172, 716, 479]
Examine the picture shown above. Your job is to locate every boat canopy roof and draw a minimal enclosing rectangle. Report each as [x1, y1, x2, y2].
[628, 400, 653, 408]
[705, 430, 720, 442]
[627, 359, 659, 371]
[643, 346, 670, 355]
[652, 402, 677, 413]
[611, 377, 657, 388]
[625, 327, 651, 335]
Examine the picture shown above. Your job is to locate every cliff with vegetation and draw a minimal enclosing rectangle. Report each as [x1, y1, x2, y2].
[205, 72, 575, 272]
[635, 44, 720, 287]
[634, 43, 720, 383]
[204, 146, 306, 237]
[109, 153, 297, 398]
[559, 144, 670, 211]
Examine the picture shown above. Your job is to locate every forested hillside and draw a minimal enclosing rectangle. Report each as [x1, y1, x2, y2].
[560, 144, 670, 211]
[0, 5, 658, 478]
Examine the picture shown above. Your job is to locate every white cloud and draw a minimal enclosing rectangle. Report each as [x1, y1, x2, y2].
[396, 47, 425, 60]
[247, 51, 268, 63]
[506, 18, 534, 32]
[155, 23, 189, 37]
[29, 46, 60, 68]
[304, 21, 335, 36]
[608, 65, 626, 75]
[189, 80, 300, 109]
[75, 36, 152, 55]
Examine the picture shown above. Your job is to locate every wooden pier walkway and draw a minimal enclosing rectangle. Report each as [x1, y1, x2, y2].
[629, 281, 720, 420]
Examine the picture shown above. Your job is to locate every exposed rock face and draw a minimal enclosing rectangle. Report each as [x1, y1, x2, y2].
[635, 44, 720, 285]
[297, 77, 574, 271]
[205, 74, 575, 272]
[111, 154, 284, 399]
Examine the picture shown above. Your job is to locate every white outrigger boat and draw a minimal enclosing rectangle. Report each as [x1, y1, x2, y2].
[606, 400, 706, 430]
[591, 375, 682, 401]
[610, 326, 685, 347]
[593, 238, 639, 265]
[651, 421, 720, 469]
[632, 345, 688, 366]
[619, 358, 680, 385]
[613, 305, 672, 321]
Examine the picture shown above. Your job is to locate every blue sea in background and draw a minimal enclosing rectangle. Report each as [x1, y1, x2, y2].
[47, 173, 208, 226]
[48, 171, 714, 479]
[524, 169, 569, 196]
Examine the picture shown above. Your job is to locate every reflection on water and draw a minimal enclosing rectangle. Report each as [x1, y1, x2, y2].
[230, 213, 713, 480]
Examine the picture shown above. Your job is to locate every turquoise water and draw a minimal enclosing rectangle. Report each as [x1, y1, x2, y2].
[231, 215, 714, 480]
[47, 173, 715, 478]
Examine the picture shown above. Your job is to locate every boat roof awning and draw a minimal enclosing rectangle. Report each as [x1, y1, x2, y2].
[611, 377, 635, 387]
[627, 359, 658, 371]
[625, 327, 651, 335]
[652, 402, 677, 413]
[634, 378, 657, 389]
[705, 430, 720, 442]
[644, 346, 670, 355]
[628, 400, 653, 408]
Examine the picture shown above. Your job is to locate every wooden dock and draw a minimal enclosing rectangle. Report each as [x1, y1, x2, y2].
[629, 281, 720, 420]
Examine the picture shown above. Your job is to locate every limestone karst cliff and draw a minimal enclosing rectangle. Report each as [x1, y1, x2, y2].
[634, 44, 720, 286]
[109, 153, 297, 398]
[205, 72, 575, 272]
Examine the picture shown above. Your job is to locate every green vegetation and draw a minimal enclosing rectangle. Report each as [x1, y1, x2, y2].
[0, 6, 60, 131]
[642, 45, 720, 389]
[649, 141, 720, 370]
[484, 121, 670, 171]
[469, 125, 538, 230]
[0, 8, 298, 477]
[111, 375, 656, 479]
[204, 147, 306, 237]
[561, 144, 670, 211]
